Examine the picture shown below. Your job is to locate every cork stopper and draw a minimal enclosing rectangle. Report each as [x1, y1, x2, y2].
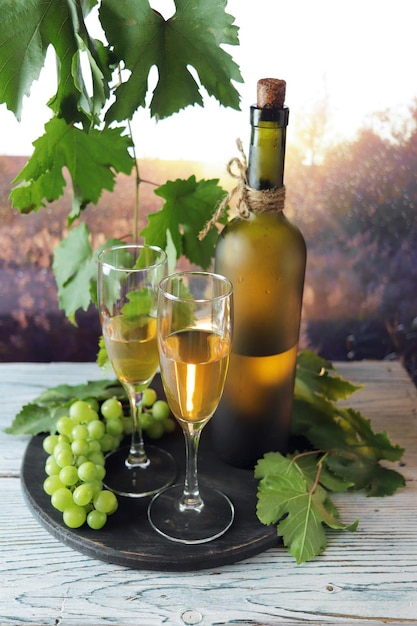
[257, 78, 286, 109]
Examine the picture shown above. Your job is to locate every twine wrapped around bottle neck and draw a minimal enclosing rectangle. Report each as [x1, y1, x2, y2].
[198, 138, 286, 241]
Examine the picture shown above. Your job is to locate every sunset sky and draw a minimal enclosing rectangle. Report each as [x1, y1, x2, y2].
[1, 0, 416, 163]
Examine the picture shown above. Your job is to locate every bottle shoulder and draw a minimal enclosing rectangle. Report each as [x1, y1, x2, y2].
[218, 212, 306, 247]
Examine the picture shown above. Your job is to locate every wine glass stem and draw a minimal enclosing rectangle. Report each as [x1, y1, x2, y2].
[180, 425, 204, 512]
[124, 386, 149, 468]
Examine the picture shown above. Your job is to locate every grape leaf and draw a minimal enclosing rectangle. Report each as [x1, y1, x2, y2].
[333, 407, 404, 461]
[293, 351, 404, 458]
[140, 176, 229, 269]
[293, 399, 349, 447]
[53, 223, 95, 323]
[52, 224, 121, 323]
[10, 118, 134, 218]
[294, 453, 354, 493]
[295, 350, 362, 404]
[292, 351, 365, 448]
[255, 452, 358, 563]
[122, 289, 155, 319]
[292, 351, 405, 496]
[4, 378, 123, 436]
[3, 403, 72, 437]
[0, 0, 109, 123]
[100, 0, 242, 122]
[326, 454, 405, 497]
[97, 335, 112, 373]
[34, 378, 122, 406]
[253, 352, 405, 562]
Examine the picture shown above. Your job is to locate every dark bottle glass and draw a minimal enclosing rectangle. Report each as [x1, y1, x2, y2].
[211, 79, 307, 468]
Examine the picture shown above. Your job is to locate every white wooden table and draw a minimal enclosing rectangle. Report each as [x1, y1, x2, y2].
[1, 360, 416, 625]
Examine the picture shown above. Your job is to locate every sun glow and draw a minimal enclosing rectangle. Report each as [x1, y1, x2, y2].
[0, 0, 416, 163]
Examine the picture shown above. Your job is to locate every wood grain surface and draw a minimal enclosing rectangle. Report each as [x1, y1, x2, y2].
[1, 360, 416, 625]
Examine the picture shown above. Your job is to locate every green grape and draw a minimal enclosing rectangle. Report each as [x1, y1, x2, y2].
[84, 479, 103, 495]
[51, 487, 74, 512]
[43, 475, 65, 495]
[78, 461, 98, 482]
[71, 439, 90, 457]
[53, 441, 72, 458]
[45, 455, 61, 476]
[105, 417, 124, 437]
[88, 451, 105, 466]
[87, 509, 107, 530]
[57, 434, 70, 444]
[88, 439, 101, 453]
[152, 400, 170, 421]
[84, 407, 99, 423]
[140, 412, 153, 431]
[162, 417, 176, 434]
[122, 416, 133, 435]
[101, 397, 123, 420]
[70, 400, 98, 423]
[63, 504, 87, 528]
[71, 424, 89, 440]
[93, 490, 118, 514]
[145, 420, 164, 440]
[75, 454, 89, 467]
[56, 416, 74, 437]
[113, 436, 123, 449]
[55, 448, 74, 469]
[99, 433, 115, 452]
[85, 397, 99, 412]
[43, 434, 59, 455]
[142, 388, 157, 407]
[95, 465, 106, 481]
[73, 483, 94, 507]
[87, 419, 105, 440]
[59, 465, 79, 487]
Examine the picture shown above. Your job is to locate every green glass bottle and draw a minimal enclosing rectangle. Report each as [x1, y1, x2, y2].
[212, 78, 307, 468]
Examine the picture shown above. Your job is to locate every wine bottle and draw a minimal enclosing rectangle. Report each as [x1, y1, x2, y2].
[211, 78, 306, 468]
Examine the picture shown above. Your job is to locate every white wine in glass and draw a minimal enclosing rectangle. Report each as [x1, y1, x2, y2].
[98, 244, 177, 497]
[148, 271, 234, 543]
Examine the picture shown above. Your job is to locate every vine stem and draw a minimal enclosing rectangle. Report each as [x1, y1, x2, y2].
[309, 454, 327, 495]
[290, 449, 329, 495]
[127, 119, 140, 243]
[126, 119, 164, 243]
[291, 449, 324, 463]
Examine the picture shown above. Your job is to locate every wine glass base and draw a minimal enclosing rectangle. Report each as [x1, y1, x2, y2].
[147, 483, 234, 544]
[103, 445, 177, 498]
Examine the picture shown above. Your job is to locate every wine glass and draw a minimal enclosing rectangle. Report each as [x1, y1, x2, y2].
[97, 244, 177, 497]
[148, 271, 234, 543]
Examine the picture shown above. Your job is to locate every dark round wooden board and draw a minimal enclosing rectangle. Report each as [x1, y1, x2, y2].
[21, 390, 278, 571]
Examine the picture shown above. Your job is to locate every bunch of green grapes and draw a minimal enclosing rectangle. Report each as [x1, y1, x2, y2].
[98, 392, 175, 441]
[42, 398, 123, 530]
[42, 390, 175, 530]
[140, 388, 176, 440]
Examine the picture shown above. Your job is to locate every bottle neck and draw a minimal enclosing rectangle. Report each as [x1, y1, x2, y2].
[247, 106, 289, 191]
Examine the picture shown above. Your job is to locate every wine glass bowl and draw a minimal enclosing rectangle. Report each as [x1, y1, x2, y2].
[97, 244, 177, 497]
[148, 271, 234, 543]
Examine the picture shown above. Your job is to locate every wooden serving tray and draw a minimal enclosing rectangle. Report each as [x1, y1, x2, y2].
[21, 401, 278, 571]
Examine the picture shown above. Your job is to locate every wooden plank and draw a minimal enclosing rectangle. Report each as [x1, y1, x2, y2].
[2, 472, 416, 626]
[1, 360, 416, 625]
